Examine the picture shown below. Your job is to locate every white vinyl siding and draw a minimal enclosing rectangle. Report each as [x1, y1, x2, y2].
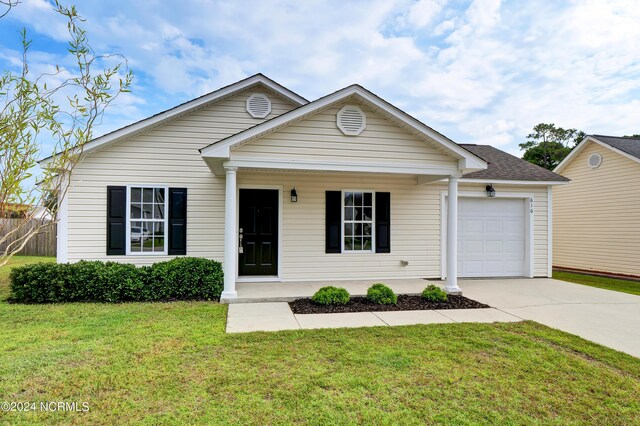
[65, 87, 298, 264]
[236, 173, 551, 280]
[554, 142, 640, 277]
[232, 101, 457, 168]
[64, 86, 551, 279]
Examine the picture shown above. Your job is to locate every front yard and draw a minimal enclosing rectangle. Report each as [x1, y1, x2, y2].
[554, 270, 640, 296]
[1, 258, 639, 424]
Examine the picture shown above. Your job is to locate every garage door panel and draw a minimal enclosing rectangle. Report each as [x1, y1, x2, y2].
[485, 220, 503, 233]
[464, 220, 483, 233]
[458, 198, 525, 278]
[504, 219, 524, 233]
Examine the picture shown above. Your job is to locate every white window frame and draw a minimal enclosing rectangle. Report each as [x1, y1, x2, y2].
[341, 189, 375, 253]
[125, 184, 169, 256]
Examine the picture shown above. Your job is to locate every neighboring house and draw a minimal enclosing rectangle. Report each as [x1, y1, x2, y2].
[40, 74, 568, 300]
[1, 203, 53, 220]
[553, 135, 640, 279]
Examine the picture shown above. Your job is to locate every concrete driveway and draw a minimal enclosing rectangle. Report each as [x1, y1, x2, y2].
[460, 278, 640, 358]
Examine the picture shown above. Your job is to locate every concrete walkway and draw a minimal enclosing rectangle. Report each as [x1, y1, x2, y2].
[459, 278, 640, 358]
[226, 303, 521, 333]
[226, 278, 640, 358]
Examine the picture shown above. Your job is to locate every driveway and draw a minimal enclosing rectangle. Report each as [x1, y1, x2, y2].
[460, 278, 640, 358]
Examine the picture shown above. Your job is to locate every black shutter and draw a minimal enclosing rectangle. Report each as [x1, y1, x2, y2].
[326, 191, 342, 253]
[375, 192, 391, 253]
[168, 188, 187, 255]
[106, 186, 126, 255]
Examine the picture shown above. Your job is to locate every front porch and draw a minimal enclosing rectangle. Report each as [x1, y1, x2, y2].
[223, 277, 438, 303]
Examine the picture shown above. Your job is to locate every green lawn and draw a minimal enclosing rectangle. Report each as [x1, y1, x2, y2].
[0, 258, 639, 424]
[554, 270, 640, 296]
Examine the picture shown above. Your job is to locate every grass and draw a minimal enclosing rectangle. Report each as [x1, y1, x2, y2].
[554, 270, 640, 296]
[0, 258, 639, 424]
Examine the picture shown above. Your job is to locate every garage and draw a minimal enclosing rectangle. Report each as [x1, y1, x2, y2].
[457, 197, 526, 277]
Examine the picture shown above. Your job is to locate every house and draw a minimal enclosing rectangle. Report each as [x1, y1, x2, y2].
[41, 74, 568, 300]
[553, 135, 640, 279]
[1, 203, 53, 220]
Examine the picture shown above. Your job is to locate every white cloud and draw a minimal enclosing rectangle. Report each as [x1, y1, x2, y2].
[4, 0, 640, 157]
[407, 0, 446, 28]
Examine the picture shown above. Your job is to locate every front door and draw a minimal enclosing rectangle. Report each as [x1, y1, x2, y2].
[239, 189, 279, 276]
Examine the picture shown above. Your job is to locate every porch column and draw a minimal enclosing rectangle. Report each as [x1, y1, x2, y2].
[446, 176, 462, 294]
[222, 166, 238, 299]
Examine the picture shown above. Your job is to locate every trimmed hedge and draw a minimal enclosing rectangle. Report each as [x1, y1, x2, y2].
[422, 284, 448, 302]
[9, 257, 223, 303]
[366, 283, 397, 305]
[311, 286, 350, 305]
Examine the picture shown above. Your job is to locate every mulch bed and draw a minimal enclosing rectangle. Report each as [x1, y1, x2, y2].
[289, 294, 490, 314]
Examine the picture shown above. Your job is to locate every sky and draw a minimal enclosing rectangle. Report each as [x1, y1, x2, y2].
[2, 0, 640, 159]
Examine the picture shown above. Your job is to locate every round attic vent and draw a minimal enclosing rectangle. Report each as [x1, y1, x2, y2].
[246, 93, 271, 118]
[588, 152, 603, 169]
[337, 105, 366, 136]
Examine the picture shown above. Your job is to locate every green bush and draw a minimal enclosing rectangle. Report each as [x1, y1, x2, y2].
[366, 283, 397, 305]
[311, 286, 350, 305]
[9, 257, 223, 303]
[422, 285, 448, 302]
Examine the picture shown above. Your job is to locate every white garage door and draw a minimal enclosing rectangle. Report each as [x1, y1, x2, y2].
[458, 198, 525, 277]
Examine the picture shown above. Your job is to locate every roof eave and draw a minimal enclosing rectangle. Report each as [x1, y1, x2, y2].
[38, 74, 308, 165]
[200, 85, 487, 172]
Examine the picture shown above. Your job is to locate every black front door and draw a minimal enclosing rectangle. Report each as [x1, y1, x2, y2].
[239, 189, 278, 276]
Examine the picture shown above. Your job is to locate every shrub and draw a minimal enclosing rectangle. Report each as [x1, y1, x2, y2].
[311, 286, 350, 305]
[366, 283, 397, 305]
[9, 257, 223, 303]
[145, 257, 223, 301]
[422, 285, 448, 302]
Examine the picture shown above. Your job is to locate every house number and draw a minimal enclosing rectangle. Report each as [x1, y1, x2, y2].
[529, 197, 534, 213]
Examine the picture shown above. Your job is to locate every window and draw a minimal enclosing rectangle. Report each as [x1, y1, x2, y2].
[128, 186, 167, 254]
[343, 191, 374, 252]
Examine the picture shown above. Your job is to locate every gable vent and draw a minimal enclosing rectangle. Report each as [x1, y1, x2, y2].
[588, 152, 603, 169]
[337, 105, 366, 136]
[246, 93, 272, 118]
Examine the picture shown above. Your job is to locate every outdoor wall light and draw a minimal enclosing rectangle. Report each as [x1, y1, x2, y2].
[486, 184, 496, 198]
[290, 188, 298, 203]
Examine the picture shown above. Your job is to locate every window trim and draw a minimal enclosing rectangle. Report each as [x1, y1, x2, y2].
[125, 184, 169, 256]
[341, 189, 375, 253]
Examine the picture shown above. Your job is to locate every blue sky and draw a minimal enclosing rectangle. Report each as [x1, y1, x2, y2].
[2, 0, 640, 159]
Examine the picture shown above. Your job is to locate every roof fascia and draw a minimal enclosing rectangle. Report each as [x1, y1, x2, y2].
[38, 74, 307, 165]
[200, 86, 487, 171]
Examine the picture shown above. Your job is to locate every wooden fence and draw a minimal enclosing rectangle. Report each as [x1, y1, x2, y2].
[0, 219, 57, 257]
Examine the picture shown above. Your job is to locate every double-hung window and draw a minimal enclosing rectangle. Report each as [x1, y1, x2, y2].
[343, 191, 374, 252]
[128, 186, 168, 254]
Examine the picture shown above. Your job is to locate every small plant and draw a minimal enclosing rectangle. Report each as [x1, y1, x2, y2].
[422, 285, 448, 302]
[367, 283, 397, 305]
[311, 286, 350, 305]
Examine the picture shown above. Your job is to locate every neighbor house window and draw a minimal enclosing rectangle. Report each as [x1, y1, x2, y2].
[128, 186, 167, 254]
[343, 191, 374, 252]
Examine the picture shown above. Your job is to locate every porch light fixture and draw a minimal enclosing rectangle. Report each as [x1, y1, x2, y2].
[486, 184, 496, 198]
[290, 188, 298, 203]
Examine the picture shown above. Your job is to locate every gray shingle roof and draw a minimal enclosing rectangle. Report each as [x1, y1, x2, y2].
[590, 135, 640, 160]
[460, 144, 570, 182]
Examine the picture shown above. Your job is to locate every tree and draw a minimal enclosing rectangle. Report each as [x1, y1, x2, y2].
[624, 134, 640, 138]
[0, 1, 132, 266]
[519, 123, 585, 170]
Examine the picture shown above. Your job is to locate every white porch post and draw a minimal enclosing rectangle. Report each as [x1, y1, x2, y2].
[446, 176, 462, 294]
[221, 166, 238, 300]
